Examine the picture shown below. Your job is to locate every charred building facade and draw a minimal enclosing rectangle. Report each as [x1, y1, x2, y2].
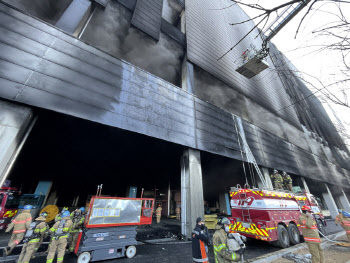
[0, 0, 349, 236]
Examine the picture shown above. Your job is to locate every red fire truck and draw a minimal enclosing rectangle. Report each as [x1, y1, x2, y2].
[228, 185, 326, 248]
[0, 187, 21, 230]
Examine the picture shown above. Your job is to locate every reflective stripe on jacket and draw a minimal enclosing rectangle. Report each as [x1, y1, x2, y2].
[50, 216, 73, 239]
[299, 214, 321, 243]
[270, 173, 283, 183]
[6, 210, 32, 233]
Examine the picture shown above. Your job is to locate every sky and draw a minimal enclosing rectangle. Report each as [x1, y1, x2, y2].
[238, 0, 350, 144]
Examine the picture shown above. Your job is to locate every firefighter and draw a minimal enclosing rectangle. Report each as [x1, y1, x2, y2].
[176, 205, 181, 220]
[156, 204, 162, 223]
[32, 212, 49, 258]
[46, 211, 73, 263]
[17, 212, 48, 263]
[299, 206, 324, 263]
[3, 205, 33, 257]
[213, 217, 240, 262]
[282, 171, 293, 191]
[69, 207, 85, 252]
[335, 209, 350, 242]
[270, 169, 283, 189]
[55, 207, 68, 222]
[192, 217, 210, 263]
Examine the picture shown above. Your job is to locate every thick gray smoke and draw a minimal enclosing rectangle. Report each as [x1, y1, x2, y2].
[3, 0, 72, 24]
[81, 1, 184, 86]
[193, 65, 290, 139]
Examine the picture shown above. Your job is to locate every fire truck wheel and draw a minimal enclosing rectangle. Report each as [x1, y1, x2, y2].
[77, 252, 91, 263]
[277, 225, 290, 248]
[126, 246, 136, 258]
[287, 224, 300, 245]
[317, 220, 326, 236]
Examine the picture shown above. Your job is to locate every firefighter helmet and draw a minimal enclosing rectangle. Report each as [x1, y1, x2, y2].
[79, 207, 85, 212]
[40, 212, 48, 218]
[62, 211, 70, 217]
[301, 205, 312, 212]
[220, 217, 231, 225]
[24, 205, 33, 210]
[273, 169, 278, 173]
[283, 171, 287, 175]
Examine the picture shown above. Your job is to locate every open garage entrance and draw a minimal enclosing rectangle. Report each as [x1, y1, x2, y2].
[201, 152, 250, 216]
[6, 109, 183, 223]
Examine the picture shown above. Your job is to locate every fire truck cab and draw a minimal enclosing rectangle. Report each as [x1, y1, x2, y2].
[228, 185, 326, 248]
[0, 187, 21, 231]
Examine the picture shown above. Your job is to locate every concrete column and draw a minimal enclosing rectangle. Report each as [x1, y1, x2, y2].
[181, 148, 204, 238]
[181, 55, 195, 93]
[0, 100, 35, 186]
[261, 167, 273, 190]
[55, 0, 92, 37]
[301, 177, 311, 194]
[322, 183, 338, 219]
[339, 189, 350, 211]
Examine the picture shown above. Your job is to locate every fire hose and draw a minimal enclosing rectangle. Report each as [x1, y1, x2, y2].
[317, 229, 338, 243]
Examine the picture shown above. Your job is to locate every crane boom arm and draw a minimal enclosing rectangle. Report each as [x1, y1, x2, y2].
[262, 0, 311, 43]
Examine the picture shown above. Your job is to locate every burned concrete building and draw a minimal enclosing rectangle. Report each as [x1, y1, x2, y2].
[0, 0, 349, 236]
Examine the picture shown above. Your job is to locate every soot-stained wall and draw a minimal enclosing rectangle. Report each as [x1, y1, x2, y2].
[80, 1, 184, 86]
[193, 65, 311, 151]
[3, 0, 72, 24]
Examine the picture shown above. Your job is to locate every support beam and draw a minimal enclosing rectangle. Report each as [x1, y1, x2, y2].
[322, 183, 338, 219]
[0, 100, 35, 186]
[181, 148, 204, 238]
[301, 177, 311, 194]
[181, 55, 195, 93]
[339, 189, 350, 211]
[55, 0, 92, 37]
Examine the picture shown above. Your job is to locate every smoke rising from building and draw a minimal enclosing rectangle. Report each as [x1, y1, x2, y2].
[81, 1, 184, 86]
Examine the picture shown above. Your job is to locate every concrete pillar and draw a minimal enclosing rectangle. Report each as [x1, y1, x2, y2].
[0, 100, 35, 186]
[181, 55, 195, 93]
[55, 0, 92, 37]
[339, 189, 350, 211]
[261, 167, 273, 190]
[322, 183, 338, 219]
[180, 148, 204, 238]
[301, 177, 311, 194]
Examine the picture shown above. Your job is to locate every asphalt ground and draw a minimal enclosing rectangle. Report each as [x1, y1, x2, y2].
[0, 219, 343, 263]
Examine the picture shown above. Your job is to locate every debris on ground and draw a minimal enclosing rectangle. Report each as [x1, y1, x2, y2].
[282, 253, 312, 263]
[272, 234, 350, 263]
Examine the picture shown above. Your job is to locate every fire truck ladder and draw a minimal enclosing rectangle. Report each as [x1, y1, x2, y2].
[240, 183, 252, 223]
[238, 132, 268, 189]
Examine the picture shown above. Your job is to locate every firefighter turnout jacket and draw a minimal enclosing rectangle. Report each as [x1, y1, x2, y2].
[49, 216, 73, 239]
[282, 173, 292, 185]
[192, 224, 209, 263]
[336, 213, 350, 240]
[213, 224, 239, 263]
[17, 216, 48, 263]
[299, 214, 321, 243]
[270, 173, 283, 184]
[6, 210, 32, 235]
